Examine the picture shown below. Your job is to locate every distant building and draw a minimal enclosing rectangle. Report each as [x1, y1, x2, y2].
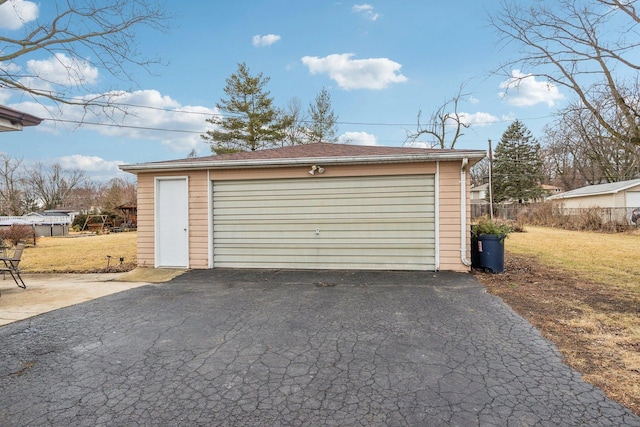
[0, 212, 73, 237]
[548, 178, 640, 224]
[470, 183, 488, 205]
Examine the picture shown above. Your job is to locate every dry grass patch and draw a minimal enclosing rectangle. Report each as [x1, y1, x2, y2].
[21, 232, 137, 273]
[506, 226, 640, 291]
[474, 226, 640, 415]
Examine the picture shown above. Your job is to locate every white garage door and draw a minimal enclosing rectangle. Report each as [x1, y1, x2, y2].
[212, 175, 436, 270]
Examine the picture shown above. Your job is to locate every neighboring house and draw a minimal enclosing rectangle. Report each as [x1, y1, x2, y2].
[120, 143, 486, 272]
[541, 184, 563, 197]
[548, 178, 640, 223]
[0, 105, 42, 132]
[43, 209, 79, 225]
[470, 183, 488, 205]
[470, 183, 562, 205]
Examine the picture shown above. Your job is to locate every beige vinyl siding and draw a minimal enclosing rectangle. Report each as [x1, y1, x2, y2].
[135, 170, 210, 269]
[136, 173, 155, 268]
[213, 175, 436, 270]
[437, 162, 467, 271]
[187, 171, 210, 269]
[210, 162, 437, 181]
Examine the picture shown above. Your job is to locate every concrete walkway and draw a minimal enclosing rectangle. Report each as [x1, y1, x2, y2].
[0, 273, 150, 326]
[1, 269, 638, 426]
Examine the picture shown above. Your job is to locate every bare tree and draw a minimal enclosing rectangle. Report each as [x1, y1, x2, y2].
[541, 124, 590, 190]
[0, 0, 169, 108]
[100, 177, 136, 211]
[543, 98, 640, 187]
[65, 180, 103, 213]
[470, 157, 490, 187]
[491, 0, 640, 147]
[0, 154, 25, 215]
[280, 98, 309, 147]
[24, 163, 86, 210]
[405, 85, 471, 149]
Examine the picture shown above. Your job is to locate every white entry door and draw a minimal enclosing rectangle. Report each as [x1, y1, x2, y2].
[156, 177, 189, 268]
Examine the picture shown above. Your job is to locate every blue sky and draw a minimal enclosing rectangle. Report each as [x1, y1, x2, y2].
[0, 1, 567, 180]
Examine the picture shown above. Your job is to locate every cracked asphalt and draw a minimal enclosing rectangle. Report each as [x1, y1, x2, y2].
[1, 269, 638, 426]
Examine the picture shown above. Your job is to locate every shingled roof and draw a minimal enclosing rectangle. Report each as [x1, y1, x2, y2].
[549, 178, 640, 199]
[120, 142, 486, 173]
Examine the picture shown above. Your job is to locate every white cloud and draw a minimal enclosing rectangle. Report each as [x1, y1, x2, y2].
[18, 53, 100, 94]
[0, 0, 38, 30]
[338, 131, 378, 145]
[499, 70, 564, 107]
[469, 95, 479, 104]
[55, 155, 132, 181]
[252, 34, 281, 47]
[58, 154, 122, 173]
[352, 4, 379, 21]
[403, 141, 430, 149]
[11, 90, 219, 153]
[79, 90, 217, 152]
[458, 111, 500, 127]
[301, 53, 407, 90]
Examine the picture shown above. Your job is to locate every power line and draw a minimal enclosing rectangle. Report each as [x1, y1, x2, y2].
[43, 113, 556, 136]
[51, 118, 204, 134]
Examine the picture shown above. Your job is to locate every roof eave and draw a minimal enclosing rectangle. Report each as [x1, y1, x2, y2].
[120, 150, 487, 174]
[551, 181, 640, 199]
[0, 105, 43, 130]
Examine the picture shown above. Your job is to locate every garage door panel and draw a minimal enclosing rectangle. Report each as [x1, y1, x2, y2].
[215, 230, 434, 241]
[215, 207, 433, 219]
[214, 176, 432, 193]
[213, 175, 436, 270]
[215, 250, 436, 270]
[215, 220, 433, 232]
[213, 194, 434, 211]
[215, 238, 436, 248]
[217, 257, 436, 270]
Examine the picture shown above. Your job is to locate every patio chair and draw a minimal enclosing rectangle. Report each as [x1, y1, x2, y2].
[0, 242, 26, 292]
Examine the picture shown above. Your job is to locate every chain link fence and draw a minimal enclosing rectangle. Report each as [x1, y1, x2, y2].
[471, 202, 640, 232]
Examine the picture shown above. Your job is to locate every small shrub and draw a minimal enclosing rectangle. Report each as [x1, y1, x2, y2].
[471, 216, 513, 237]
[0, 224, 37, 246]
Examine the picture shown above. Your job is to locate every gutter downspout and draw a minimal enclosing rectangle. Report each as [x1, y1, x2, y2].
[460, 158, 472, 267]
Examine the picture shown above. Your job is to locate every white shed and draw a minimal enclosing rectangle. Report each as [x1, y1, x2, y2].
[548, 179, 640, 209]
[548, 178, 640, 224]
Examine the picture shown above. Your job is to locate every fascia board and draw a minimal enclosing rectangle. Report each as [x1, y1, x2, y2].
[120, 150, 487, 173]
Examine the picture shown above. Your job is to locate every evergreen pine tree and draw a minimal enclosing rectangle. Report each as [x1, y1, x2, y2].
[202, 63, 287, 154]
[492, 120, 545, 203]
[307, 87, 338, 142]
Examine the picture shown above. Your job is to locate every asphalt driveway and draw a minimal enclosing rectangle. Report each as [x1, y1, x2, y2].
[1, 269, 638, 426]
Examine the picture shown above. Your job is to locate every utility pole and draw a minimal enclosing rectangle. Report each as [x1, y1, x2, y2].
[488, 139, 494, 220]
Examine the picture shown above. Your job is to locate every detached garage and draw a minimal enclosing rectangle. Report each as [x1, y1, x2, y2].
[120, 143, 485, 272]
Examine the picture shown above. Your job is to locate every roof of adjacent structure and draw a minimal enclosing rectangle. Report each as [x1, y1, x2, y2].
[548, 178, 640, 200]
[120, 142, 486, 173]
[0, 105, 43, 132]
[471, 183, 488, 192]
